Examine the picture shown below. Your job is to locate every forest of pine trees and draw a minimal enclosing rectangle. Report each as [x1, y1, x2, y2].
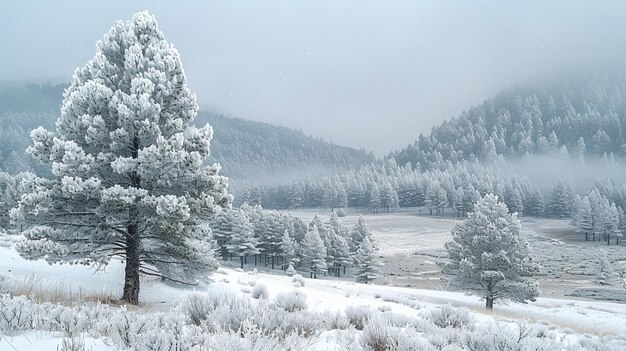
[390, 75, 626, 170]
[210, 205, 380, 280]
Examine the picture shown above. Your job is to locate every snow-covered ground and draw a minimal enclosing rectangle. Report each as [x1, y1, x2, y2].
[2, 221, 626, 349]
[283, 209, 626, 299]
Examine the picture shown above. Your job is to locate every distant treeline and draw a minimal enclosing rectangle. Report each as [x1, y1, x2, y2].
[390, 74, 626, 170]
[0, 82, 374, 184]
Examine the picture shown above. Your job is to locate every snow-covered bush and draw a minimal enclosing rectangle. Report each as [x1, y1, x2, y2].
[0, 294, 35, 336]
[286, 264, 297, 276]
[179, 289, 251, 331]
[336, 208, 346, 217]
[324, 311, 350, 330]
[377, 305, 392, 313]
[255, 308, 322, 339]
[361, 316, 432, 351]
[273, 291, 307, 312]
[252, 282, 269, 300]
[40, 303, 90, 337]
[291, 274, 305, 287]
[57, 334, 87, 351]
[423, 305, 474, 329]
[345, 305, 374, 330]
[361, 317, 401, 351]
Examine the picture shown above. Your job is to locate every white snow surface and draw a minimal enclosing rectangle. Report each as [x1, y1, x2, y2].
[2, 217, 626, 349]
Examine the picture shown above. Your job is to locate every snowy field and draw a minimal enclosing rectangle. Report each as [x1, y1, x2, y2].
[282, 209, 626, 300]
[2, 213, 626, 349]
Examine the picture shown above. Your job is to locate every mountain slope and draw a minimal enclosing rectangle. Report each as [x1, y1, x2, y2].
[0, 82, 374, 185]
[389, 74, 626, 169]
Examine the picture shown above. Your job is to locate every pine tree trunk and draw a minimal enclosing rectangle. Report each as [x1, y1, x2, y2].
[486, 293, 494, 310]
[240, 256, 244, 269]
[122, 219, 140, 304]
[122, 136, 141, 305]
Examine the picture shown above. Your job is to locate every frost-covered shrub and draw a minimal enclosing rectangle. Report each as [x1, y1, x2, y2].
[57, 334, 87, 351]
[377, 305, 392, 313]
[324, 311, 350, 330]
[260, 309, 322, 338]
[252, 282, 269, 300]
[345, 305, 374, 330]
[361, 316, 431, 351]
[273, 291, 307, 312]
[179, 289, 251, 331]
[0, 294, 35, 336]
[237, 276, 257, 287]
[101, 307, 150, 348]
[423, 305, 473, 329]
[426, 327, 463, 350]
[40, 303, 90, 337]
[286, 264, 297, 276]
[132, 313, 209, 351]
[292, 274, 305, 287]
[336, 208, 346, 217]
[361, 317, 400, 351]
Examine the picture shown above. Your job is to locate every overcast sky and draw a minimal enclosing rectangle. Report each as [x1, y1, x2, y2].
[2, 1, 626, 155]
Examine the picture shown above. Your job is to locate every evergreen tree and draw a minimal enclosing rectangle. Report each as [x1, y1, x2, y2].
[280, 229, 298, 269]
[595, 250, 614, 286]
[355, 236, 382, 284]
[226, 210, 259, 269]
[441, 194, 539, 310]
[211, 210, 235, 260]
[369, 185, 381, 213]
[11, 12, 232, 304]
[349, 215, 372, 254]
[328, 228, 352, 277]
[302, 225, 327, 278]
[549, 180, 572, 218]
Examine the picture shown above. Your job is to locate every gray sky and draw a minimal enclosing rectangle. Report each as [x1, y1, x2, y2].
[2, 1, 626, 155]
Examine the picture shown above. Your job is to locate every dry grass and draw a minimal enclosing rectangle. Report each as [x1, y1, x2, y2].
[0, 274, 118, 305]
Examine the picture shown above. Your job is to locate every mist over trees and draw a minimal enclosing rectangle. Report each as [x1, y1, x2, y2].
[390, 75, 626, 170]
[0, 84, 374, 189]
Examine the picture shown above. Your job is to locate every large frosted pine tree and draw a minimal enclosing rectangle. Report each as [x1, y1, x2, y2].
[11, 12, 232, 304]
[441, 194, 539, 310]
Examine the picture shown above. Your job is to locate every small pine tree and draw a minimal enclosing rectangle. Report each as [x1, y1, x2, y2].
[226, 210, 260, 269]
[302, 225, 327, 278]
[285, 263, 297, 276]
[355, 236, 382, 284]
[281, 229, 298, 269]
[441, 194, 539, 310]
[370, 186, 381, 213]
[349, 215, 371, 254]
[595, 250, 614, 286]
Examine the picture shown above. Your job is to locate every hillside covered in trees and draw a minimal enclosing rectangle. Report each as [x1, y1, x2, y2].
[0, 82, 374, 183]
[389, 74, 626, 170]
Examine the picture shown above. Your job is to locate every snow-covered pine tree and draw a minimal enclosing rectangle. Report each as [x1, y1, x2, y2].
[226, 210, 259, 269]
[11, 12, 232, 304]
[369, 185, 381, 213]
[349, 215, 371, 254]
[441, 194, 539, 310]
[327, 227, 351, 277]
[280, 229, 298, 269]
[549, 180, 571, 218]
[355, 236, 382, 284]
[302, 225, 327, 278]
[211, 210, 236, 260]
[595, 250, 614, 286]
